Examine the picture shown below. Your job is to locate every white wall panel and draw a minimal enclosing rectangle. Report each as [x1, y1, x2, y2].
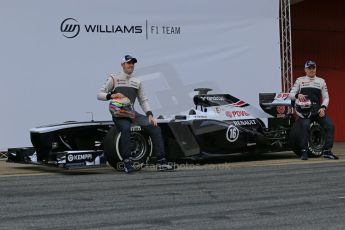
[0, 0, 280, 148]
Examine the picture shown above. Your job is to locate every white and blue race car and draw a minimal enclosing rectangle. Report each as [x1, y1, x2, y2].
[8, 88, 325, 170]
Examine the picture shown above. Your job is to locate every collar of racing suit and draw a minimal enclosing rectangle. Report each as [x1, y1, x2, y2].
[121, 71, 133, 79]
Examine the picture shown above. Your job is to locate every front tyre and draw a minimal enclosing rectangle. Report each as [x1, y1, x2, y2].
[103, 126, 152, 171]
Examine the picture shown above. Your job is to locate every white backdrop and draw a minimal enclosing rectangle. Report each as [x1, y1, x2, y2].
[0, 0, 281, 149]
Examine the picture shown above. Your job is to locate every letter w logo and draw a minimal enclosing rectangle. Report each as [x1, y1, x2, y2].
[60, 18, 80, 38]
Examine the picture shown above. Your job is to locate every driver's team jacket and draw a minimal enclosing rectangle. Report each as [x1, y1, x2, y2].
[289, 75, 329, 109]
[97, 72, 153, 116]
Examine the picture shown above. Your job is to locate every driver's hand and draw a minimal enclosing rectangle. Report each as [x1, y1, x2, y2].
[111, 93, 125, 99]
[318, 108, 326, 117]
[298, 94, 307, 102]
[148, 115, 158, 126]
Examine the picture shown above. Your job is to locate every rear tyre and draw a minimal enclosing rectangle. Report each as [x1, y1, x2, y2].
[103, 126, 152, 171]
[308, 121, 325, 156]
[290, 120, 325, 157]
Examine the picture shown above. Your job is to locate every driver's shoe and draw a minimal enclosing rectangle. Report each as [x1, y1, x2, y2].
[156, 158, 177, 171]
[322, 150, 339, 160]
[300, 149, 308, 160]
[123, 159, 135, 173]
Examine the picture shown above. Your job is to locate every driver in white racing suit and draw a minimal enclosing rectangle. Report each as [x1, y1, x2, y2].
[97, 55, 175, 173]
[289, 60, 338, 160]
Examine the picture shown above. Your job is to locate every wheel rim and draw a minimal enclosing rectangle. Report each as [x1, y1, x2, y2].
[129, 132, 147, 161]
[115, 132, 148, 161]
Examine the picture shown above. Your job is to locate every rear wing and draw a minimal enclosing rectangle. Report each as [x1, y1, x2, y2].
[259, 93, 293, 118]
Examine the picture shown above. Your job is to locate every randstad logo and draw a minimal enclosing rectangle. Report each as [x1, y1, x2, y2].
[60, 18, 80, 38]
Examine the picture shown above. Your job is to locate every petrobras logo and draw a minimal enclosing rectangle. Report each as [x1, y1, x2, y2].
[67, 153, 93, 162]
[60, 17, 182, 40]
[200, 96, 225, 101]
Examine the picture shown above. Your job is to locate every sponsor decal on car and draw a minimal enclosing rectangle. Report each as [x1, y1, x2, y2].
[225, 110, 250, 118]
[200, 96, 225, 101]
[195, 115, 207, 119]
[67, 153, 93, 162]
[275, 93, 289, 100]
[130, 126, 142, 131]
[229, 100, 249, 107]
[215, 107, 222, 113]
[276, 106, 286, 114]
[232, 119, 256, 126]
[226, 125, 239, 142]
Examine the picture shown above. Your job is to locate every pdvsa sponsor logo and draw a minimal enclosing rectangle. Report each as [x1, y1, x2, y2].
[225, 110, 250, 118]
[232, 119, 256, 126]
[275, 93, 289, 100]
[226, 125, 239, 142]
[67, 153, 93, 162]
[200, 96, 225, 101]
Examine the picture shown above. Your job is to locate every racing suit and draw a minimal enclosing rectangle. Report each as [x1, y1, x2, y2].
[289, 76, 334, 151]
[97, 71, 166, 161]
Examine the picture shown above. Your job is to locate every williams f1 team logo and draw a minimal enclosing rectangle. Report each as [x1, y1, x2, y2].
[60, 18, 80, 38]
[60, 18, 181, 39]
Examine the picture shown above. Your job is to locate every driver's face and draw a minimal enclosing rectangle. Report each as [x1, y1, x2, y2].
[122, 62, 135, 75]
[305, 67, 316, 77]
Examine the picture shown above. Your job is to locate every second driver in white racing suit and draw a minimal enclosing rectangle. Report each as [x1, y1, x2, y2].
[289, 60, 337, 160]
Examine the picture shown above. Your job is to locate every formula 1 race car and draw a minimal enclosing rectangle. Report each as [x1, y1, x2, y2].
[7, 88, 325, 170]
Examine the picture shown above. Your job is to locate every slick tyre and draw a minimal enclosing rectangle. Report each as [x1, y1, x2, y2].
[103, 126, 152, 171]
[307, 121, 325, 156]
[290, 120, 325, 157]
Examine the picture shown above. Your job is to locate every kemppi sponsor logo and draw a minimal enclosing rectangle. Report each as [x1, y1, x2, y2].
[67, 153, 93, 162]
[225, 110, 250, 118]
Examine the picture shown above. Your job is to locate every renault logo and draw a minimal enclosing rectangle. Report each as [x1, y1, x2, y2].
[60, 18, 80, 38]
